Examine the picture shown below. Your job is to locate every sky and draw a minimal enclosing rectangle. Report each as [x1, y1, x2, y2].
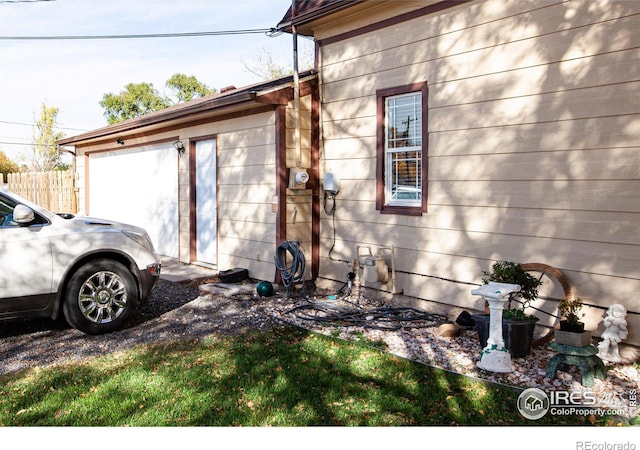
[0, 0, 311, 163]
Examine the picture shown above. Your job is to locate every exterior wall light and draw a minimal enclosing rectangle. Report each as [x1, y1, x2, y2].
[173, 140, 185, 154]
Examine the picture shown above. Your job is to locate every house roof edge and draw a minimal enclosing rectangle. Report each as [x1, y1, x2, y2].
[57, 70, 317, 146]
[276, 0, 366, 33]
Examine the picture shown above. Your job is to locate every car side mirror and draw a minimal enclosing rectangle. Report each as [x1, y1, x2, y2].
[13, 204, 35, 224]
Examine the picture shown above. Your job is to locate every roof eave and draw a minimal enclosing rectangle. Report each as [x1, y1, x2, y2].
[277, 0, 366, 34]
[57, 71, 317, 146]
[56, 91, 257, 146]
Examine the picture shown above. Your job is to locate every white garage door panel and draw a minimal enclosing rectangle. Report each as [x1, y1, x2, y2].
[89, 144, 179, 258]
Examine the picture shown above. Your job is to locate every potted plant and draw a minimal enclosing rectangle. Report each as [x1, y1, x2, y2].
[558, 296, 585, 332]
[472, 261, 543, 357]
[555, 296, 592, 347]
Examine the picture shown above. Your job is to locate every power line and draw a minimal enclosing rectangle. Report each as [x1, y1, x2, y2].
[0, 141, 56, 148]
[0, 120, 89, 132]
[0, 0, 55, 3]
[0, 28, 277, 41]
[0, 137, 31, 143]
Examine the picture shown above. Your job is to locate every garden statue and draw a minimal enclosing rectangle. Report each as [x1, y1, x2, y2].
[597, 304, 628, 363]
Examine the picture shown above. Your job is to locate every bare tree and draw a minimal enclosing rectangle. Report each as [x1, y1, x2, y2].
[242, 43, 314, 80]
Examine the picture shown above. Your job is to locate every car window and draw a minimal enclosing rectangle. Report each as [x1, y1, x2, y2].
[0, 196, 17, 227]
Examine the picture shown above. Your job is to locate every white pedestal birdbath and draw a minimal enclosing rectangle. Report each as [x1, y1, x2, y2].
[471, 282, 522, 373]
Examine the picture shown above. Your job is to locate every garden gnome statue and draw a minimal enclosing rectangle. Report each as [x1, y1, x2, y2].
[597, 304, 628, 363]
[471, 281, 521, 373]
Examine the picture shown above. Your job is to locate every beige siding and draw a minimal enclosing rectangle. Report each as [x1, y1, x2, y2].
[213, 111, 278, 280]
[75, 156, 86, 215]
[284, 93, 314, 280]
[317, 0, 640, 343]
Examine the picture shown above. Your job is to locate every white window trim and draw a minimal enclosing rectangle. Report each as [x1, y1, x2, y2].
[384, 92, 423, 208]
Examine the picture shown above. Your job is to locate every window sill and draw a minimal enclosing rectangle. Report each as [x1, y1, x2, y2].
[378, 205, 424, 216]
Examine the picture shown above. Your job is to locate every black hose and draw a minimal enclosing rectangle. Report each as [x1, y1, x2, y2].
[274, 240, 307, 294]
[285, 302, 449, 331]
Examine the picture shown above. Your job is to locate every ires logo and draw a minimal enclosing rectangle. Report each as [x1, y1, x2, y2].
[517, 388, 634, 420]
[517, 388, 597, 420]
[517, 388, 550, 420]
[550, 390, 597, 405]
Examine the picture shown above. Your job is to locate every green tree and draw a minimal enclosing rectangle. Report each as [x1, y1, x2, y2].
[165, 73, 216, 103]
[0, 150, 19, 183]
[100, 82, 170, 125]
[100, 74, 216, 125]
[30, 103, 66, 172]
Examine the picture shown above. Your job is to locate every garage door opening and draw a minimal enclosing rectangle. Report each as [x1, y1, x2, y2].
[88, 143, 179, 258]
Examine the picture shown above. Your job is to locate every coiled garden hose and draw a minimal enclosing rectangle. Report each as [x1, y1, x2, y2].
[274, 240, 307, 296]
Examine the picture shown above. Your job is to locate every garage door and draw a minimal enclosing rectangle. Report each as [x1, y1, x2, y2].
[88, 143, 179, 258]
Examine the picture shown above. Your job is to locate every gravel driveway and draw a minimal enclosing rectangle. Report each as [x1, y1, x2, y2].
[0, 278, 289, 376]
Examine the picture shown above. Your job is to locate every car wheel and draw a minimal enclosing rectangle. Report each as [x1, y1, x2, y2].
[63, 259, 138, 335]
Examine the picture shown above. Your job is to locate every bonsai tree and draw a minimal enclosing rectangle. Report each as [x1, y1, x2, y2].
[557, 296, 585, 332]
[482, 261, 542, 319]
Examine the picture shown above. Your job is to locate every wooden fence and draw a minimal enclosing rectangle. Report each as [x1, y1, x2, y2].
[7, 170, 77, 214]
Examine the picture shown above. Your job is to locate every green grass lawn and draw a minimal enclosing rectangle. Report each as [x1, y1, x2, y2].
[0, 326, 619, 426]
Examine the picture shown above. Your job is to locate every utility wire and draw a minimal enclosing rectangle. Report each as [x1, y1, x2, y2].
[0, 141, 61, 148]
[0, 120, 89, 132]
[0, 28, 277, 41]
[0, 0, 55, 3]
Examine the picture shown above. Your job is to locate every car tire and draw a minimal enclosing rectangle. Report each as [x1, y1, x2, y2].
[63, 259, 138, 335]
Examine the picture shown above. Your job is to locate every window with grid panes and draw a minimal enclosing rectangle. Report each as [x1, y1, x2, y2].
[386, 92, 422, 204]
[376, 82, 427, 215]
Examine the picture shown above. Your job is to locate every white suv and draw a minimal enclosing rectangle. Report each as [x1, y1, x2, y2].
[0, 187, 161, 334]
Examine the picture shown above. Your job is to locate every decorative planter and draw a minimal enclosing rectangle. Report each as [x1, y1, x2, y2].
[555, 329, 592, 347]
[471, 314, 539, 358]
[559, 320, 585, 333]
